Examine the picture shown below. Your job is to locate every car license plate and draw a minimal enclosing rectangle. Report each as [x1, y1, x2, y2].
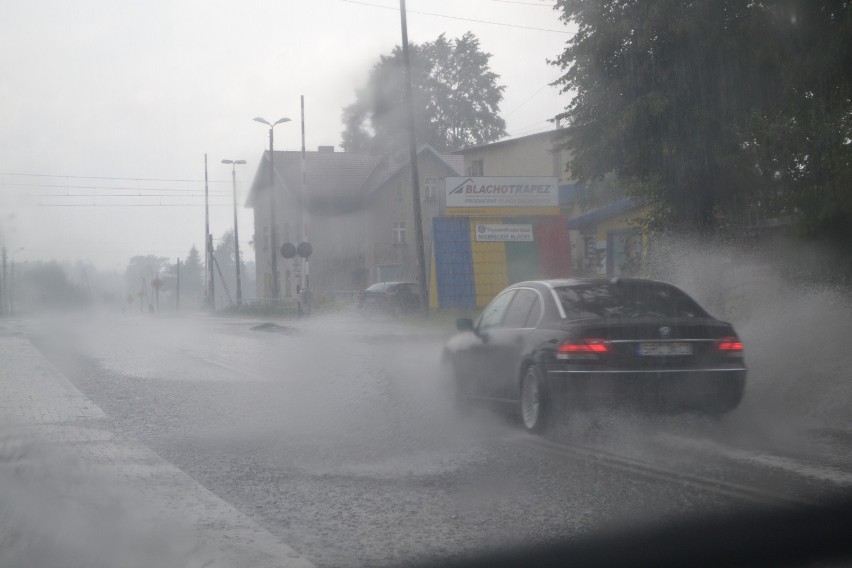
[637, 342, 693, 356]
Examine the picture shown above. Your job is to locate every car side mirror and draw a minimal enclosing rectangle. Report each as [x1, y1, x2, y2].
[456, 318, 474, 332]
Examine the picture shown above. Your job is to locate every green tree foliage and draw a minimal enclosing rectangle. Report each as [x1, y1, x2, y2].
[180, 245, 203, 298]
[20, 261, 88, 309]
[552, 0, 851, 239]
[341, 32, 507, 154]
[124, 255, 169, 307]
[214, 230, 237, 303]
[749, 1, 852, 244]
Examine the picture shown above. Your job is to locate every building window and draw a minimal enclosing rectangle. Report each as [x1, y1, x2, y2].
[393, 222, 406, 245]
[469, 159, 484, 177]
[423, 177, 437, 201]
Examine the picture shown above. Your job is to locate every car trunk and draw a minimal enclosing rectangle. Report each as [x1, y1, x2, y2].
[562, 317, 738, 370]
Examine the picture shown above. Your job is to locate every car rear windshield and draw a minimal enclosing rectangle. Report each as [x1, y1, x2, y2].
[553, 281, 709, 320]
[366, 283, 394, 292]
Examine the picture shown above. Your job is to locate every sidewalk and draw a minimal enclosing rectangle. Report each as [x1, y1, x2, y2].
[0, 334, 314, 568]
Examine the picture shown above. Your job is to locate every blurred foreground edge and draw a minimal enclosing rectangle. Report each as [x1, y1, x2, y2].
[408, 496, 852, 568]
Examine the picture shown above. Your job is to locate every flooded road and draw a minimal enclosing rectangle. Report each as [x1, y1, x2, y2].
[3, 312, 851, 567]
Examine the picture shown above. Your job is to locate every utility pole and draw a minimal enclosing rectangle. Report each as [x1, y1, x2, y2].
[222, 159, 246, 304]
[300, 94, 310, 294]
[9, 261, 14, 316]
[208, 233, 215, 310]
[1, 247, 6, 316]
[399, 0, 429, 316]
[204, 154, 215, 310]
[176, 258, 181, 312]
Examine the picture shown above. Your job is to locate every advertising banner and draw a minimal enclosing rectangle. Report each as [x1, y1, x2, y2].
[474, 223, 534, 242]
[445, 177, 559, 208]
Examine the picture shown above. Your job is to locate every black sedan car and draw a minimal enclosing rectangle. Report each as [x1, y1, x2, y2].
[442, 278, 746, 432]
[358, 282, 421, 315]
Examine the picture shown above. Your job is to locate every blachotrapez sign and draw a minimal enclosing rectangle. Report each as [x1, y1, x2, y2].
[445, 177, 559, 208]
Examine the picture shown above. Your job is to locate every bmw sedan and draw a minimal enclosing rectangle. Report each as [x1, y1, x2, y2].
[442, 278, 747, 432]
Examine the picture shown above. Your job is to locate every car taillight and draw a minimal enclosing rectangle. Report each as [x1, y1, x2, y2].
[556, 338, 614, 360]
[715, 336, 744, 352]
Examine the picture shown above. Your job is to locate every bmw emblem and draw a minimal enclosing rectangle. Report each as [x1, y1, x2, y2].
[659, 326, 672, 338]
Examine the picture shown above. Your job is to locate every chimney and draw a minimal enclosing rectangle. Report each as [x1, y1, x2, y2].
[317, 146, 334, 153]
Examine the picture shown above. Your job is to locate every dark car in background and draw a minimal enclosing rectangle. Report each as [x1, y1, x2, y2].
[358, 282, 421, 316]
[442, 278, 746, 432]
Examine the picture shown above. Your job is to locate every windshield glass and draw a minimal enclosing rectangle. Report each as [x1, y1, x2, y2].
[554, 281, 709, 320]
[1, 1, 850, 567]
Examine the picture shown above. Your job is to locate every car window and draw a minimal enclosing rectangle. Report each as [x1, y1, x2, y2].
[524, 295, 542, 328]
[477, 290, 516, 330]
[502, 289, 539, 328]
[554, 281, 708, 320]
[366, 283, 392, 292]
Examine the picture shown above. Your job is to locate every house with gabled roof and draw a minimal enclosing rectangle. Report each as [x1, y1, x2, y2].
[246, 145, 463, 298]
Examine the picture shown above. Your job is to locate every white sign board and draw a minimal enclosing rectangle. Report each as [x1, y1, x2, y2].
[475, 224, 534, 242]
[445, 177, 559, 208]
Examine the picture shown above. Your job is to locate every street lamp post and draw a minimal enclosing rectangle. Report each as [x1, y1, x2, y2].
[222, 159, 247, 304]
[254, 116, 291, 300]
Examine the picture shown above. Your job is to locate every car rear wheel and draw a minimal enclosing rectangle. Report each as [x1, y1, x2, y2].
[520, 365, 549, 433]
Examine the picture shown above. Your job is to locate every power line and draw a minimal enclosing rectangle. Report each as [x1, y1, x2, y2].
[505, 81, 555, 117]
[1, 182, 225, 193]
[36, 203, 234, 207]
[339, 0, 571, 33]
[35, 194, 225, 198]
[0, 172, 229, 183]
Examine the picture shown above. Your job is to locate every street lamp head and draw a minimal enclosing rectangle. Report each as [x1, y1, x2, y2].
[221, 159, 233, 165]
[273, 117, 291, 126]
[234, 160, 247, 165]
[253, 117, 271, 126]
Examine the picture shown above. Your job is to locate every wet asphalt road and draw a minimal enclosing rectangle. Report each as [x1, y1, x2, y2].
[26, 312, 852, 567]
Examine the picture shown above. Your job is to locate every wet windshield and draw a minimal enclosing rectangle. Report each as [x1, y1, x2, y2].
[1, 1, 850, 566]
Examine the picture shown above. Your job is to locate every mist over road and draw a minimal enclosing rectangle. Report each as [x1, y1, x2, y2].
[4, 311, 851, 567]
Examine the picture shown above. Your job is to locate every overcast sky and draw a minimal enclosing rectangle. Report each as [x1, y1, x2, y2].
[0, 0, 573, 271]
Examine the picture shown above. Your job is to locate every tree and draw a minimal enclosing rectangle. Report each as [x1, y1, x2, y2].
[341, 32, 507, 155]
[214, 230, 236, 303]
[748, 1, 852, 245]
[181, 245, 203, 299]
[124, 255, 169, 308]
[552, 1, 851, 240]
[20, 261, 88, 309]
[553, 1, 777, 235]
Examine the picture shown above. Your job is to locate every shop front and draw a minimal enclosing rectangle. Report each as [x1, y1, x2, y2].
[429, 176, 572, 309]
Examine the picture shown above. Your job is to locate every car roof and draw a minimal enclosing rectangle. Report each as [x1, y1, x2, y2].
[511, 277, 675, 289]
